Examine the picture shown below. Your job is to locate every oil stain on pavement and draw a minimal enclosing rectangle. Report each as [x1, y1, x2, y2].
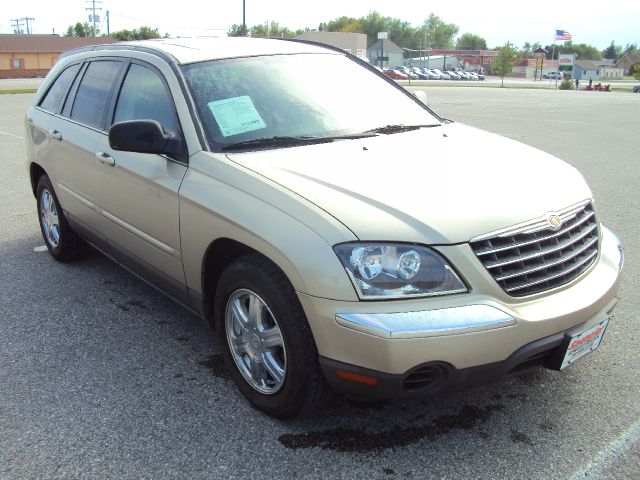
[278, 403, 505, 452]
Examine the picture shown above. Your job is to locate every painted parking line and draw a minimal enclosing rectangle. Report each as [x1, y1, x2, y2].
[0, 130, 24, 140]
[567, 419, 640, 479]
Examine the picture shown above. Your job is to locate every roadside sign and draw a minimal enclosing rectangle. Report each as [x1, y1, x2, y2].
[377, 32, 388, 40]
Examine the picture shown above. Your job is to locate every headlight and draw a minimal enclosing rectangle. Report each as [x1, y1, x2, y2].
[334, 243, 467, 300]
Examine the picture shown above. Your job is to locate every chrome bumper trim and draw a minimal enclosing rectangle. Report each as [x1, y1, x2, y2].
[336, 305, 516, 339]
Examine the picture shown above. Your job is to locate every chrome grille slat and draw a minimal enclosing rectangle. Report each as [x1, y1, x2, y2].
[484, 222, 598, 269]
[495, 236, 598, 281]
[470, 203, 600, 297]
[475, 211, 595, 256]
[505, 250, 598, 293]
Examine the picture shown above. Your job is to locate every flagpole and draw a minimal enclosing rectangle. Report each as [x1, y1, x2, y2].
[552, 29, 557, 89]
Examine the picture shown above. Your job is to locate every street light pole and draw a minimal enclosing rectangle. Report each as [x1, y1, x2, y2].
[242, 0, 246, 36]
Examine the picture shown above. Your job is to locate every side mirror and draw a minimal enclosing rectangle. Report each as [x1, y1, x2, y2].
[412, 90, 427, 103]
[109, 120, 184, 158]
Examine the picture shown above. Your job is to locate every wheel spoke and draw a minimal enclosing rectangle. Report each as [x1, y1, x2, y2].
[261, 325, 283, 350]
[230, 335, 248, 355]
[262, 352, 285, 384]
[250, 358, 263, 385]
[248, 295, 263, 330]
[231, 299, 251, 332]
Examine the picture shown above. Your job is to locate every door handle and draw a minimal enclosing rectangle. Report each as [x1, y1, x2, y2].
[49, 130, 62, 141]
[96, 152, 115, 166]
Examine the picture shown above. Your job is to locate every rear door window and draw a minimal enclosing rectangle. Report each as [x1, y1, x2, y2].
[70, 60, 123, 130]
[39, 63, 81, 114]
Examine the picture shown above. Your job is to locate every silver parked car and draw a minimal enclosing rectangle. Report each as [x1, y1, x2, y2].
[26, 38, 622, 418]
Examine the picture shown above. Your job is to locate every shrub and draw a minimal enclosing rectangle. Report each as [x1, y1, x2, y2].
[559, 78, 574, 90]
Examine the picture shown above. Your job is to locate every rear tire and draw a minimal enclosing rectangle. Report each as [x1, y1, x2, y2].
[214, 253, 331, 418]
[36, 174, 89, 262]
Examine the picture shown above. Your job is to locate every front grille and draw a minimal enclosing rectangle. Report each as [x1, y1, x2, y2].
[470, 203, 599, 297]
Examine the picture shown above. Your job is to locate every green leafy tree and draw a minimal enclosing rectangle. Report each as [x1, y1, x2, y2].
[227, 24, 247, 37]
[522, 42, 532, 54]
[602, 41, 622, 60]
[633, 63, 640, 81]
[250, 21, 299, 39]
[624, 43, 638, 55]
[492, 42, 518, 87]
[417, 13, 459, 50]
[65, 22, 97, 37]
[325, 16, 359, 32]
[456, 33, 487, 50]
[111, 26, 162, 41]
[544, 42, 601, 60]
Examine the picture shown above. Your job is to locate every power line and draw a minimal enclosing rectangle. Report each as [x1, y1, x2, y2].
[108, 11, 227, 32]
[11, 18, 24, 34]
[86, 0, 103, 36]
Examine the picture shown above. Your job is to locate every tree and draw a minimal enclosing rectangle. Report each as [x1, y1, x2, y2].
[111, 26, 162, 41]
[227, 24, 247, 37]
[602, 41, 622, 60]
[250, 21, 299, 39]
[456, 33, 487, 50]
[543, 42, 601, 60]
[633, 63, 640, 81]
[492, 42, 518, 87]
[417, 13, 459, 50]
[65, 22, 97, 37]
[522, 42, 532, 54]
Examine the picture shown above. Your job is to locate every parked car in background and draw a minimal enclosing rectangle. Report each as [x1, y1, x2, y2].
[384, 69, 409, 80]
[543, 71, 564, 79]
[410, 67, 429, 80]
[475, 71, 485, 80]
[446, 71, 462, 80]
[432, 69, 451, 80]
[26, 37, 622, 419]
[425, 69, 441, 80]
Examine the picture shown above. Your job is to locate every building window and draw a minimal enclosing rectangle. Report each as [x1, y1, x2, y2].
[11, 58, 25, 70]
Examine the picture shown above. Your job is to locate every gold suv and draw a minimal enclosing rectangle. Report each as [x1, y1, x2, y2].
[25, 38, 623, 418]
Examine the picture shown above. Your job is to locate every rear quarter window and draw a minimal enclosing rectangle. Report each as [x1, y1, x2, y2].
[39, 63, 81, 114]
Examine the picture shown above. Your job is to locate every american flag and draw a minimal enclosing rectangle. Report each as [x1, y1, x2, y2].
[555, 30, 572, 41]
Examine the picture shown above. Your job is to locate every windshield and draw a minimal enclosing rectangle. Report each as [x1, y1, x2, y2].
[181, 53, 440, 150]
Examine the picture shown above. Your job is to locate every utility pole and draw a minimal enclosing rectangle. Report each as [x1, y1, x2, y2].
[86, 0, 103, 36]
[106, 10, 110, 36]
[242, 0, 246, 36]
[11, 18, 24, 34]
[21, 17, 35, 34]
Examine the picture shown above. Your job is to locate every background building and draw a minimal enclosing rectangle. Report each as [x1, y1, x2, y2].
[367, 39, 403, 68]
[573, 60, 617, 81]
[0, 34, 115, 79]
[614, 52, 639, 75]
[294, 31, 367, 59]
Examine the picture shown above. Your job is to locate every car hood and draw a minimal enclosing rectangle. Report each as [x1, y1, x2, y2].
[226, 123, 592, 244]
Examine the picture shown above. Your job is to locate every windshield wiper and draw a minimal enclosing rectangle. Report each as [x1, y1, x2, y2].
[221, 135, 333, 151]
[221, 131, 380, 151]
[363, 124, 441, 135]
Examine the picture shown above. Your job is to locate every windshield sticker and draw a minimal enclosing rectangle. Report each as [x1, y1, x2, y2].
[208, 96, 266, 137]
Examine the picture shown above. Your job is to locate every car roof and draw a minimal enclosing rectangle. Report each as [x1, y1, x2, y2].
[62, 37, 334, 65]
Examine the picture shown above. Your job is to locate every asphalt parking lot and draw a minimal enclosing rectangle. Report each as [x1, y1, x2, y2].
[1, 88, 639, 479]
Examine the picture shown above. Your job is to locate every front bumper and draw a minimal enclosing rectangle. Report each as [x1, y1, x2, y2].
[298, 225, 622, 395]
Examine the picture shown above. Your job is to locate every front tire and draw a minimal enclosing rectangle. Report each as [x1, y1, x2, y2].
[36, 174, 89, 262]
[214, 254, 331, 418]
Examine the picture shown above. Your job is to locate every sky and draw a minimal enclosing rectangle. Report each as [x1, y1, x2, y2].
[2, 0, 639, 50]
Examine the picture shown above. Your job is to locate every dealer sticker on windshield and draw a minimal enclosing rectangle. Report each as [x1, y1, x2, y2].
[560, 318, 609, 370]
[208, 96, 266, 137]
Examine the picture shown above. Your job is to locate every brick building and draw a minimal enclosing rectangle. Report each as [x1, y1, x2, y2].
[0, 34, 116, 79]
